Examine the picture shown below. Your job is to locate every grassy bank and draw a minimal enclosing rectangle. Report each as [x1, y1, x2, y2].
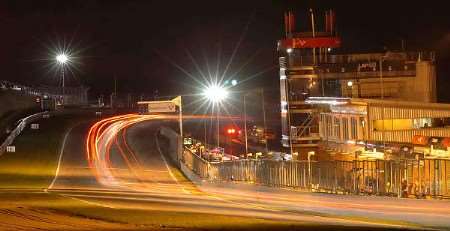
[0, 192, 409, 231]
[0, 90, 40, 141]
[0, 114, 90, 189]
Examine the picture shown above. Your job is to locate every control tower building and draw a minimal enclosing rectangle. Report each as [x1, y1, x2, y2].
[278, 9, 436, 157]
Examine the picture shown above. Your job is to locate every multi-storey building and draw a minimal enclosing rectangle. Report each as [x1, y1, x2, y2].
[278, 10, 436, 157]
[307, 97, 450, 160]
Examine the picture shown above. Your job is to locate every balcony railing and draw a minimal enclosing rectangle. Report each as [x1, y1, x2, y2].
[285, 51, 434, 67]
[290, 125, 319, 139]
[320, 70, 416, 79]
[371, 127, 450, 143]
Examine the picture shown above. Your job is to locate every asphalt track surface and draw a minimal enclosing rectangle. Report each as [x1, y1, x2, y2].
[46, 114, 450, 230]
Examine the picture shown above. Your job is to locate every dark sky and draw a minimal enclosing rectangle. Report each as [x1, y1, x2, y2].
[1, 0, 450, 101]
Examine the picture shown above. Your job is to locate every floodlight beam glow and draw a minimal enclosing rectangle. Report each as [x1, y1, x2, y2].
[203, 85, 228, 103]
[56, 54, 68, 64]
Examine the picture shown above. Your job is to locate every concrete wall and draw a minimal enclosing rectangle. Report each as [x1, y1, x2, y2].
[159, 127, 182, 167]
[415, 61, 437, 103]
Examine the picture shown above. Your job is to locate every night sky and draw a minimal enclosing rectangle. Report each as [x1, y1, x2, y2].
[1, 0, 449, 101]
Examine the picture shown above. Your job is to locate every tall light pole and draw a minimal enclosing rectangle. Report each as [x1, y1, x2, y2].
[243, 93, 248, 154]
[310, 8, 316, 65]
[56, 54, 68, 105]
[171, 96, 183, 140]
[379, 57, 384, 100]
[379, 54, 388, 160]
[243, 88, 269, 154]
[217, 105, 220, 148]
[260, 88, 269, 153]
[203, 85, 228, 149]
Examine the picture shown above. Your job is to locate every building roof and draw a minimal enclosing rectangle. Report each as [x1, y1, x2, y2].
[307, 97, 450, 110]
[350, 98, 450, 110]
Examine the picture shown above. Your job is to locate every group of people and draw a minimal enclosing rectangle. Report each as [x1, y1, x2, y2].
[186, 142, 222, 162]
[401, 180, 432, 198]
[350, 170, 433, 198]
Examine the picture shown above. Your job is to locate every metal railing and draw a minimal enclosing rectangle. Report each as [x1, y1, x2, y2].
[1, 79, 88, 105]
[182, 150, 450, 198]
[371, 129, 450, 144]
[286, 51, 434, 68]
[182, 149, 210, 179]
[0, 112, 50, 156]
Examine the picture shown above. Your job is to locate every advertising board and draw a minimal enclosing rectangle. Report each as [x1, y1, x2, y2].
[147, 102, 176, 113]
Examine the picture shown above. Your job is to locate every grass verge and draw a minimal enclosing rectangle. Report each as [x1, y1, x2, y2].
[0, 114, 91, 189]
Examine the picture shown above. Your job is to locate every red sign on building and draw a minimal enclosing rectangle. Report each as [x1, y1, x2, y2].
[279, 37, 341, 49]
[441, 138, 450, 148]
[412, 135, 429, 145]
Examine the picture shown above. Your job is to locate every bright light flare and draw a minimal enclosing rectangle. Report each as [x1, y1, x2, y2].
[203, 85, 228, 103]
[56, 54, 68, 64]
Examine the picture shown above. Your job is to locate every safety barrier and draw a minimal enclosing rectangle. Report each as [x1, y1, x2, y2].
[182, 149, 210, 179]
[181, 152, 450, 198]
[159, 127, 182, 167]
[0, 112, 50, 156]
[173, 128, 450, 198]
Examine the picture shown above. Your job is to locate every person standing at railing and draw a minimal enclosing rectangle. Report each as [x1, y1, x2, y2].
[401, 179, 408, 198]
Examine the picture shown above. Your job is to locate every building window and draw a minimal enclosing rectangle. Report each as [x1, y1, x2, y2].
[319, 114, 324, 136]
[413, 118, 432, 128]
[351, 117, 358, 139]
[327, 115, 332, 138]
[342, 117, 349, 140]
[333, 117, 340, 138]
[373, 119, 413, 131]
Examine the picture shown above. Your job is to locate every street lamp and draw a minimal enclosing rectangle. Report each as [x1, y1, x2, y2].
[308, 151, 315, 187]
[56, 54, 68, 64]
[203, 85, 228, 103]
[56, 53, 69, 105]
[347, 81, 353, 98]
[203, 85, 228, 148]
[347, 81, 353, 87]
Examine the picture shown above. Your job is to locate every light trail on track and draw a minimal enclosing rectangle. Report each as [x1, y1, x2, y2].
[54, 113, 447, 230]
[85, 113, 209, 191]
[87, 114, 167, 188]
